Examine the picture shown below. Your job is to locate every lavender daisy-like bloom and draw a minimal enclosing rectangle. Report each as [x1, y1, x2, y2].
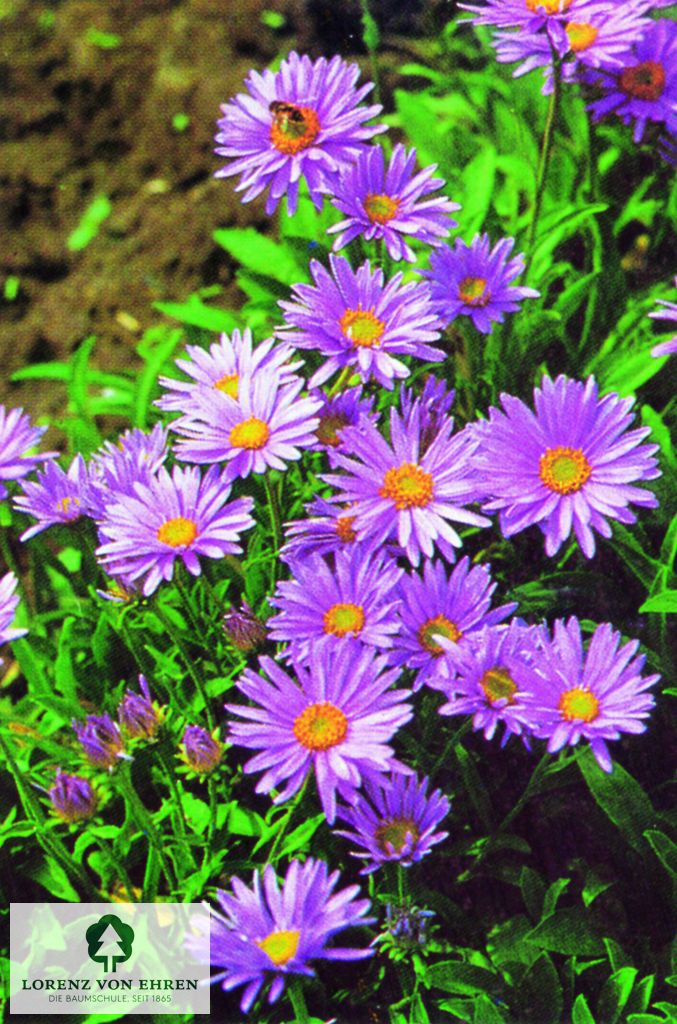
[88, 424, 169, 518]
[118, 674, 161, 739]
[400, 375, 455, 455]
[430, 623, 545, 743]
[156, 329, 301, 415]
[423, 234, 539, 334]
[280, 496, 364, 564]
[335, 773, 449, 873]
[0, 405, 57, 501]
[328, 144, 460, 263]
[390, 558, 517, 691]
[649, 276, 677, 357]
[215, 51, 385, 216]
[324, 404, 490, 567]
[518, 617, 659, 772]
[277, 255, 444, 391]
[189, 859, 373, 1013]
[14, 455, 93, 540]
[73, 714, 126, 770]
[478, 374, 661, 558]
[459, 0, 647, 30]
[226, 644, 412, 823]
[181, 725, 223, 774]
[170, 371, 322, 481]
[0, 572, 27, 650]
[585, 19, 677, 142]
[48, 771, 98, 823]
[312, 386, 377, 454]
[96, 465, 255, 596]
[268, 547, 402, 662]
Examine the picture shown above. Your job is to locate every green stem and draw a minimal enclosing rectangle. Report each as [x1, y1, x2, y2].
[527, 58, 562, 266]
[288, 979, 310, 1024]
[0, 731, 101, 900]
[96, 835, 138, 902]
[174, 570, 201, 634]
[429, 719, 472, 779]
[359, 0, 381, 107]
[263, 473, 282, 584]
[202, 774, 218, 872]
[156, 744, 195, 878]
[327, 365, 354, 398]
[154, 602, 215, 729]
[267, 777, 308, 864]
[116, 763, 177, 895]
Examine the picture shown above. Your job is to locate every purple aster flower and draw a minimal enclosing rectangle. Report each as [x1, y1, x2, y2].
[459, 0, 646, 30]
[188, 859, 373, 1013]
[324, 404, 490, 567]
[280, 496, 366, 564]
[518, 617, 659, 772]
[334, 773, 449, 873]
[277, 255, 444, 391]
[430, 623, 546, 742]
[423, 234, 539, 334]
[156, 329, 301, 415]
[13, 455, 93, 540]
[649, 276, 677, 357]
[312, 386, 377, 455]
[390, 558, 517, 691]
[181, 725, 223, 774]
[268, 547, 402, 662]
[88, 424, 169, 518]
[478, 374, 661, 558]
[400, 376, 455, 456]
[215, 51, 385, 216]
[73, 714, 126, 770]
[48, 771, 98, 823]
[0, 405, 57, 501]
[377, 903, 435, 950]
[223, 602, 268, 654]
[118, 674, 161, 739]
[584, 19, 677, 142]
[328, 144, 460, 263]
[226, 644, 413, 823]
[0, 572, 27, 648]
[170, 371, 322, 481]
[96, 465, 255, 596]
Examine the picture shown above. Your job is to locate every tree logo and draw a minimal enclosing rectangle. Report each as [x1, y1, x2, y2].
[86, 915, 135, 973]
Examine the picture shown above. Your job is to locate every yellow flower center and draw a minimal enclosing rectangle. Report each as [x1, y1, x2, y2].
[559, 686, 600, 723]
[539, 446, 592, 495]
[156, 516, 198, 548]
[335, 515, 357, 543]
[526, 0, 572, 12]
[380, 462, 434, 510]
[323, 601, 365, 637]
[417, 614, 462, 656]
[566, 22, 598, 52]
[619, 61, 666, 102]
[269, 103, 320, 154]
[229, 416, 270, 450]
[458, 276, 491, 307]
[480, 667, 518, 705]
[257, 929, 300, 966]
[293, 702, 348, 751]
[57, 496, 81, 517]
[339, 307, 385, 348]
[316, 413, 350, 448]
[363, 192, 400, 225]
[374, 816, 419, 855]
[214, 373, 239, 399]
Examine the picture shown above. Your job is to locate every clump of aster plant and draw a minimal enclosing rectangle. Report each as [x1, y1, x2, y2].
[48, 770, 98, 823]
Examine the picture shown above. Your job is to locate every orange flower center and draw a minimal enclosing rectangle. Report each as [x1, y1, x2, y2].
[374, 816, 419, 855]
[157, 516, 198, 548]
[566, 22, 598, 53]
[526, 0, 572, 12]
[323, 601, 365, 637]
[380, 462, 434, 510]
[559, 686, 600, 723]
[214, 373, 239, 399]
[458, 276, 491, 307]
[335, 515, 357, 543]
[57, 496, 81, 517]
[316, 413, 350, 447]
[619, 61, 666, 101]
[539, 446, 592, 495]
[229, 416, 270, 450]
[293, 702, 348, 751]
[417, 614, 462, 656]
[270, 103, 320, 155]
[257, 929, 300, 966]
[340, 307, 385, 348]
[364, 192, 400, 225]
[480, 667, 518, 705]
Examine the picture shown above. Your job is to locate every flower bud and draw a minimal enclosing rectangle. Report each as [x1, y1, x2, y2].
[73, 714, 125, 769]
[181, 725, 222, 775]
[49, 770, 97, 823]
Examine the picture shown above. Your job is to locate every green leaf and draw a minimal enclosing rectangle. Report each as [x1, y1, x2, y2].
[67, 195, 112, 250]
[181, 793, 210, 835]
[134, 326, 183, 427]
[572, 993, 596, 1024]
[277, 813, 324, 861]
[516, 953, 563, 1024]
[597, 967, 638, 1024]
[361, 6, 380, 51]
[579, 748, 655, 852]
[524, 909, 604, 956]
[31, 857, 80, 901]
[530, 203, 608, 283]
[604, 937, 632, 973]
[460, 146, 497, 236]
[520, 866, 545, 922]
[639, 591, 677, 614]
[473, 993, 506, 1024]
[644, 829, 677, 876]
[213, 228, 307, 286]
[426, 961, 502, 997]
[154, 297, 237, 333]
[627, 975, 655, 1016]
[543, 878, 570, 918]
